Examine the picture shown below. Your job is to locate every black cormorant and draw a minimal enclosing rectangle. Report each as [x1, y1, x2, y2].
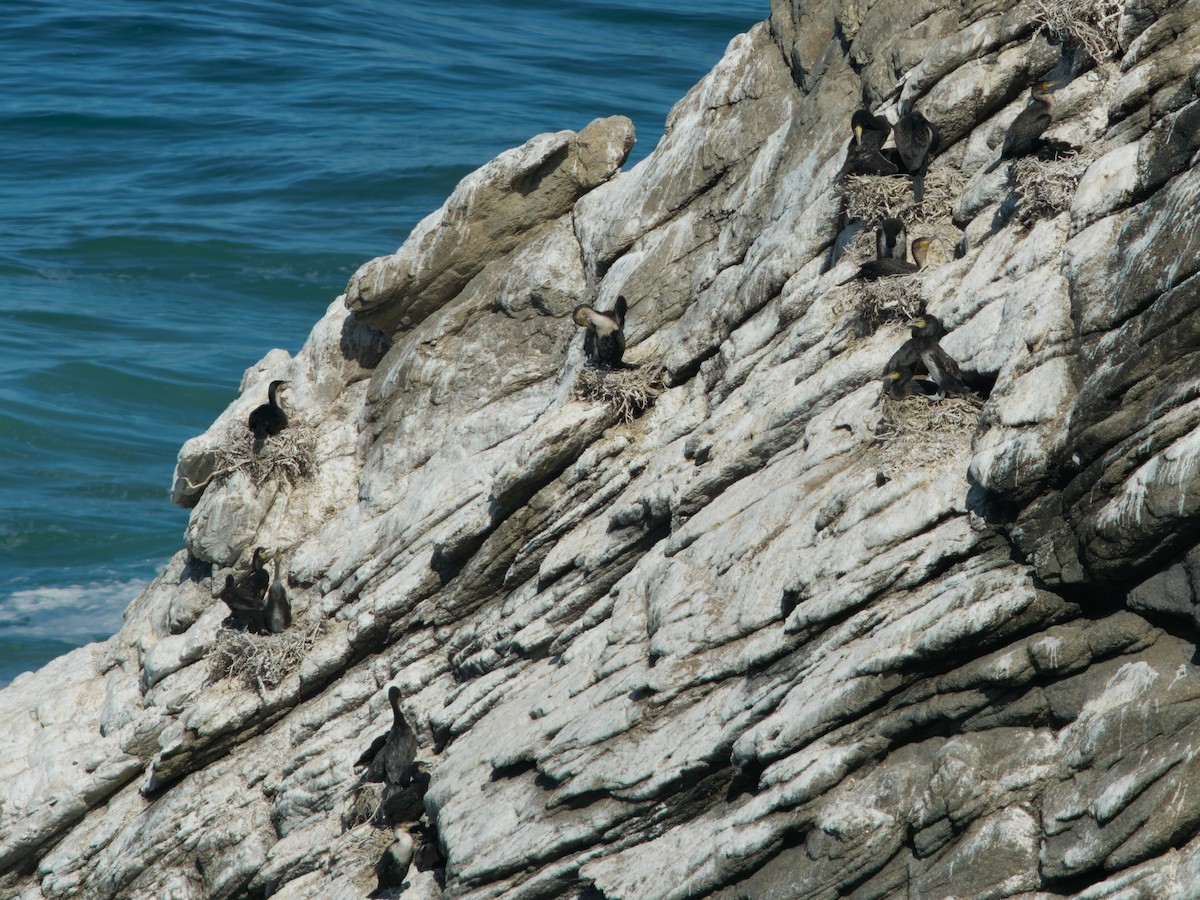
[875, 218, 907, 261]
[986, 82, 1055, 172]
[373, 824, 415, 895]
[573, 295, 627, 369]
[844, 110, 899, 175]
[248, 379, 289, 452]
[882, 365, 942, 400]
[846, 237, 930, 282]
[220, 574, 267, 633]
[884, 315, 973, 397]
[893, 111, 940, 200]
[265, 558, 291, 634]
[356, 686, 419, 787]
[246, 547, 270, 597]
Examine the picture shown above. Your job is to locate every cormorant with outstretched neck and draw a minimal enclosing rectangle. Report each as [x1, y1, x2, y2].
[885, 315, 973, 397]
[220, 574, 267, 633]
[846, 237, 931, 282]
[986, 82, 1056, 172]
[875, 218, 907, 261]
[573, 295, 627, 369]
[248, 379, 288, 452]
[356, 686, 419, 787]
[893, 110, 940, 200]
[265, 558, 291, 634]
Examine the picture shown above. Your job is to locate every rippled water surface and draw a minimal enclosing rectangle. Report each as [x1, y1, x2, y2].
[0, 1, 766, 685]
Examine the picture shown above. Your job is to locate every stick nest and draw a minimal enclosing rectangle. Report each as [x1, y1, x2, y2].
[1012, 152, 1092, 226]
[839, 275, 926, 337]
[841, 165, 966, 230]
[873, 393, 982, 479]
[210, 619, 322, 694]
[574, 365, 665, 424]
[212, 422, 317, 489]
[1032, 0, 1122, 62]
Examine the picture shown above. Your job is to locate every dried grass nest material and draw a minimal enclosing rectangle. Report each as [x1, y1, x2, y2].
[845, 277, 926, 335]
[1032, 0, 1122, 62]
[210, 619, 322, 694]
[841, 165, 966, 229]
[574, 365, 665, 424]
[211, 422, 317, 489]
[1012, 151, 1093, 225]
[873, 393, 983, 478]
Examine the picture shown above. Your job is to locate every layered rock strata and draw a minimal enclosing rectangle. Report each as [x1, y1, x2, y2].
[4, 1, 1200, 898]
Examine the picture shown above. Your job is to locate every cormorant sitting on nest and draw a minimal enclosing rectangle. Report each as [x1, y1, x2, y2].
[248, 379, 288, 452]
[356, 685, 419, 787]
[844, 109, 898, 175]
[573, 295, 628, 369]
[882, 364, 941, 400]
[893, 110, 940, 201]
[875, 218, 907, 261]
[985, 82, 1055, 172]
[220, 574, 267, 633]
[845, 237, 931, 282]
[265, 558, 291, 634]
[373, 824, 415, 896]
[885, 315, 974, 398]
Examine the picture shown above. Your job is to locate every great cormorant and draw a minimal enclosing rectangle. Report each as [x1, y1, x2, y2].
[882, 365, 942, 400]
[356, 685, 419, 787]
[846, 237, 930, 282]
[246, 547, 270, 597]
[884, 315, 973, 397]
[986, 82, 1056, 172]
[573, 295, 627, 369]
[893, 111, 940, 200]
[265, 558, 291, 634]
[248, 380, 289, 452]
[845, 110, 899, 175]
[220, 574, 267, 633]
[875, 218, 907, 261]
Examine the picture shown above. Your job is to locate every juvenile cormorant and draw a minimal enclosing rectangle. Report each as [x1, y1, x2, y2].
[875, 218, 907, 261]
[355, 686, 419, 787]
[884, 315, 973, 398]
[573, 295, 627, 369]
[846, 237, 930, 282]
[373, 824, 415, 894]
[220, 574, 267, 633]
[893, 111, 940, 200]
[882, 365, 942, 400]
[265, 558, 291, 634]
[246, 547, 270, 597]
[986, 82, 1055, 172]
[248, 379, 289, 452]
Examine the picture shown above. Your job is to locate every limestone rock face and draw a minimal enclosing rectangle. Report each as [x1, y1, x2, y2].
[6, 2, 1200, 899]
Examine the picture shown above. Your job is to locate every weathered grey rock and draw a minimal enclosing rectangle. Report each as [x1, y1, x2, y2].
[7, 0, 1200, 898]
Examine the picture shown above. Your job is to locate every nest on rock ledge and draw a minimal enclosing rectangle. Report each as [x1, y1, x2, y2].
[211, 421, 317, 489]
[1033, 0, 1122, 62]
[574, 364, 665, 424]
[841, 164, 966, 231]
[1012, 151, 1093, 226]
[209, 619, 322, 695]
[839, 274, 926, 338]
[873, 392, 983, 479]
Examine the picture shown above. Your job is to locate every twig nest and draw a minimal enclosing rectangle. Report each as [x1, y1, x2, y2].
[209, 620, 322, 694]
[212, 419, 317, 489]
[1012, 151, 1094, 225]
[573, 365, 665, 424]
[873, 393, 983, 479]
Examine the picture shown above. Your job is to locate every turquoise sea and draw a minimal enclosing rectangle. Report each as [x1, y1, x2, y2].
[0, 2, 765, 686]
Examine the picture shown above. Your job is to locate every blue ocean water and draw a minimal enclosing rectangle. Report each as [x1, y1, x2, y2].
[0, 1, 766, 686]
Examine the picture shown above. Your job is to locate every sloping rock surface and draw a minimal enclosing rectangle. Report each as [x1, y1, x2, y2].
[5, 2, 1200, 898]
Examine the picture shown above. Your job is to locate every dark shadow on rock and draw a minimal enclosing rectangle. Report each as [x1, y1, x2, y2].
[340, 312, 392, 369]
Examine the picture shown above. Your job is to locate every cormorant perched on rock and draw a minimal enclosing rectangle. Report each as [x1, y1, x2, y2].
[844, 109, 898, 175]
[573, 295, 627, 369]
[220, 575, 267, 633]
[875, 218, 907, 261]
[885, 315, 973, 398]
[882, 365, 942, 400]
[845, 237, 930, 282]
[893, 111, 940, 200]
[265, 558, 291, 634]
[356, 686, 419, 787]
[246, 547, 270, 597]
[986, 82, 1055, 172]
[373, 824, 415, 895]
[248, 379, 288, 452]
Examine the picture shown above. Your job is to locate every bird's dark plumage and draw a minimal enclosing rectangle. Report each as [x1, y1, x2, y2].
[893, 111, 940, 201]
[246, 547, 270, 597]
[220, 574, 267, 633]
[884, 315, 973, 398]
[373, 825, 415, 895]
[248, 380, 289, 452]
[875, 218, 907, 261]
[851, 109, 891, 150]
[986, 82, 1056, 172]
[882, 365, 942, 401]
[574, 295, 627, 369]
[265, 558, 291, 634]
[848, 237, 930, 282]
[356, 686, 419, 788]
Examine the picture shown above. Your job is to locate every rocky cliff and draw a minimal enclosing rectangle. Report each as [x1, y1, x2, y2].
[4, 0, 1200, 897]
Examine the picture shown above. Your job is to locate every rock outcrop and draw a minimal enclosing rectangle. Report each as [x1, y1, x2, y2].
[5, 1, 1200, 898]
